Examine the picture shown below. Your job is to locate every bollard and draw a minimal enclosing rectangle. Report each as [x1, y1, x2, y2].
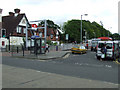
[56, 46, 58, 51]
[22, 45, 24, 56]
[11, 45, 13, 56]
[17, 47, 19, 53]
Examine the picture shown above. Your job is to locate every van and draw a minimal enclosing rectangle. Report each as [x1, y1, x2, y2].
[96, 41, 119, 60]
[118, 41, 120, 56]
[91, 39, 101, 51]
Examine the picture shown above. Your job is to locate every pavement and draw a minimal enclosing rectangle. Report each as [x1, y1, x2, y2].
[1, 50, 71, 60]
[2, 64, 118, 88]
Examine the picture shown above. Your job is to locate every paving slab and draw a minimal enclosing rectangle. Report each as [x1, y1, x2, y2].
[2, 65, 118, 88]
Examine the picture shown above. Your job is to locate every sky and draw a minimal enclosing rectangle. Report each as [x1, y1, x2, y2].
[0, 0, 120, 34]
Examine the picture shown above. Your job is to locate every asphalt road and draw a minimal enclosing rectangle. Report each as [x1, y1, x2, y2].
[2, 50, 119, 84]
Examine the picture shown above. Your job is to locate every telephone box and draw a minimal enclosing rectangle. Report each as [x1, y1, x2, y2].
[30, 36, 45, 54]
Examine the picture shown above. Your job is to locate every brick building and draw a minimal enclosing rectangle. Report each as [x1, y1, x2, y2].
[2, 9, 33, 46]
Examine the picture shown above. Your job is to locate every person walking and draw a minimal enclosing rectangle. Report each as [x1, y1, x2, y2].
[101, 44, 107, 60]
[45, 44, 49, 53]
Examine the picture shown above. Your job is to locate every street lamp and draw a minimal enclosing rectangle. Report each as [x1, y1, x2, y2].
[81, 14, 88, 44]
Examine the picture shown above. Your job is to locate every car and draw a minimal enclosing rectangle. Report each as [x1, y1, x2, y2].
[71, 45, 87, 54]
[96, 41, 119, 60]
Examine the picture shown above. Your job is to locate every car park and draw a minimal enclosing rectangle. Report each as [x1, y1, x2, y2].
[96, 41, 119, 60]
[71, 45, 87, 54]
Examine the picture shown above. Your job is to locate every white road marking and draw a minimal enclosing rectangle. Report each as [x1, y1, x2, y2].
[103, 81, 118, 86]
[74, 63, 112, 68]
[105, 65, 112, 68]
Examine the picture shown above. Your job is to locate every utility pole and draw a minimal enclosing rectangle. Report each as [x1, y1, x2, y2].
[26, 21, 28, 49]
[44, 19, 47, 48]
[80, 14, 88, 44]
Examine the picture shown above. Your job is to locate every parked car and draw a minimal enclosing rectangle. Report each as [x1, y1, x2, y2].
[71, 45, 87, 54]
[96, 41, 119, 60]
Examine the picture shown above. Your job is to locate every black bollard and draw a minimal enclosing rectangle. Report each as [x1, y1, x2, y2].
[17, 47, 19, 53]
[56, 46, 58, 51]
[22, 45, 24, 56]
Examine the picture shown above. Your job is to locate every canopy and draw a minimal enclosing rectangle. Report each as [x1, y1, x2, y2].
[98, 37, 112, 40]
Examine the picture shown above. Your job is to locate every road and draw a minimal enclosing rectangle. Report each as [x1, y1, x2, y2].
[2, 50, 119, 88]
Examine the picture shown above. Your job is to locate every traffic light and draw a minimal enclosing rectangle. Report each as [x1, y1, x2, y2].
[2, 29, 6, 37]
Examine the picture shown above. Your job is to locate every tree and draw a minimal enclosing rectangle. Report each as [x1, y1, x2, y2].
[112, 33, 120, 40]
[62, 19, 112, 43]
[38, 20, 60, 29]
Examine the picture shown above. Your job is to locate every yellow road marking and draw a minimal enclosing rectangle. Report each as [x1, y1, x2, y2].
[115, 58, 120, 64]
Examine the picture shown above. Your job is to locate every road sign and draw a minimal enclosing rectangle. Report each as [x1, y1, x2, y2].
[31, 24, 37, 28]
[31, 24, 37, 31]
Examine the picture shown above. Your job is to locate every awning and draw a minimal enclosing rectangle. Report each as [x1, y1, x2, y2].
[98, 37, 112, 40]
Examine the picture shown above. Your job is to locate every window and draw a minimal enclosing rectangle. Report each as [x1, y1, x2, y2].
[16, 27, 19, 33]
[16, 26, 22, 33]
[39, 32, 42, 37]
[98, 43, 104, 48]
[106, 43, 112, 49]
[34, 32, 36, 35]
[51, 35, 53, 39]
[19, 27, 22, 33]
[23, 28, 26, 34]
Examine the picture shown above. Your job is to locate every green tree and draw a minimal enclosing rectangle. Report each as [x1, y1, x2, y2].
[112, 33, 120, 40]
[62, 19, 112, 43]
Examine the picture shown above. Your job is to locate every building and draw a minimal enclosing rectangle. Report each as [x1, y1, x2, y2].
[37, 25, 61, 45]
[2, 9, 33, 50]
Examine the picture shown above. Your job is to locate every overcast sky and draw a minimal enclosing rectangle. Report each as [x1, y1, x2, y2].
[0, 0, 119, 34]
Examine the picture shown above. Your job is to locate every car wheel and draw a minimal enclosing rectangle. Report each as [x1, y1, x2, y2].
[112, 55, 116, 61]
[72, 52, 74, 54]
[97, 56, 100, 60]
[91, 48, 93, 51]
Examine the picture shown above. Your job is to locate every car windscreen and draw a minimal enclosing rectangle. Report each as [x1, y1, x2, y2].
[80, 46, 85, 49]
[106, 43, 112, 49]
[98, 43, 104, 48]
[92, 42, 98, 47]
[73, 46, 79, 48]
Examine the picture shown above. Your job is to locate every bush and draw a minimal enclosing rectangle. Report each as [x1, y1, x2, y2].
[53, 42, 57, 46]
[46, 40, 52, 45]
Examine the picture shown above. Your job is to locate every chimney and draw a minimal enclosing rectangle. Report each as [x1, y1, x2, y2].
[9, 12, 14, 16]
[14, 8, 20, 13]
[14, 8, 20, 16]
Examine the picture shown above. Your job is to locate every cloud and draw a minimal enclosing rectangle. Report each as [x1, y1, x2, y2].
[1, 0, 119, 33]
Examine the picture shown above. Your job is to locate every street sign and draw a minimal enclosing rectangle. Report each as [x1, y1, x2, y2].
[31, 24, 37, 28]
[31, 24, 37, 31]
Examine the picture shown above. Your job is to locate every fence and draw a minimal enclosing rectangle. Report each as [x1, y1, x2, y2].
[1, 43, 75, 57]
[49, 43, 75, 51]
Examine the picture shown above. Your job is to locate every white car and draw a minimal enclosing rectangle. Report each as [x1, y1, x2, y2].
[96, 41, 119, 60]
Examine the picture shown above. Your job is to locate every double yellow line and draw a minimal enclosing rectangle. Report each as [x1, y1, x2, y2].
[115, 58, 120, 64]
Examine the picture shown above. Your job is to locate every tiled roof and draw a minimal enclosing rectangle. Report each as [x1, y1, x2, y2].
[2, 14, 29, 37]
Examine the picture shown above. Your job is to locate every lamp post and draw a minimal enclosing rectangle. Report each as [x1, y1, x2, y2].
[81, 14, 88, 44]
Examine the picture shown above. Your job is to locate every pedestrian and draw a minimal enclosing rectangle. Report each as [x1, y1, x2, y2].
[86, 43, 88, 49]
[45, 44, 49, 53]
[101, 44, 107, 60]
